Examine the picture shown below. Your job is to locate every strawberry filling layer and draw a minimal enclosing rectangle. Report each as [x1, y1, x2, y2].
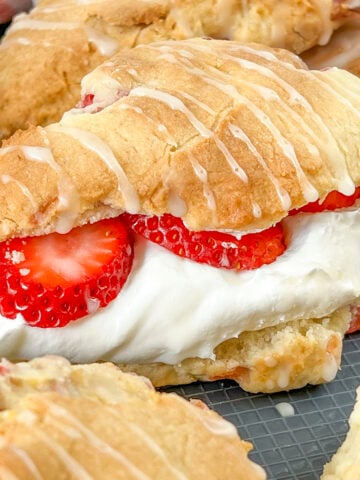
[348, 305, 360, 333]
[81, 93, 95, 108]
[290, 186, 360, 214]
[0, 218, 133, 328]
[123, 213, 285, 270]
[0, 186, 359, 329]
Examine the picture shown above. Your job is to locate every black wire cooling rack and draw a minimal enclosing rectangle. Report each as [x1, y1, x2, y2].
[167, 332, 360, 480]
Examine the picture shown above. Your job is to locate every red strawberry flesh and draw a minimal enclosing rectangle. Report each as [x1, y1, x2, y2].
[0, 218, 133, 328]
[123, 213, 286, 270]
[291, 186, 360, 215]
[80, 93, 95, 108]
[348, 305, 360, 334]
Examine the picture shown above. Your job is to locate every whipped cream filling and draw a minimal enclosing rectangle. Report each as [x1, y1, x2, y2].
[0, 209, 360, 365]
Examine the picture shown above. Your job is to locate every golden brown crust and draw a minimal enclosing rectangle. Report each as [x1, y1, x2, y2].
[118, 307, 350, 393]
[0, 0, 356, 139]
[1, 39, 360, 238]
[0, 357, 265, 480]
[0, 356, 156, 410]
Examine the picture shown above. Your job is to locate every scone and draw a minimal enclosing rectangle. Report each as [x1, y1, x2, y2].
[0, 39, 360, 393]
[321, 386, 360, 479]
[0, 356, 266, 480]
[1, 0, 359, 139]
[302, 19, 360, 76]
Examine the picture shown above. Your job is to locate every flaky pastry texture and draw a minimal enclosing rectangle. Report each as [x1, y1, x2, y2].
[0, 356, 266, 480]
[1, 39, 360, 239]
[0, 0, 359, 138]
[321, 386, 360, 479]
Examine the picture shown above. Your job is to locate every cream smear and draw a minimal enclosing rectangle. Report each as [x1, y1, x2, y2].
[0, 209, 359, 364]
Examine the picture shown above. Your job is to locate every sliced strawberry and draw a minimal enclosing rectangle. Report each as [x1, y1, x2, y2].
[123, 213, 285, 270]
[347, 305, 360, 334]
[290, 186, 360, 215]
[0, 218, 133, 328]
[80, 93, 95, 108]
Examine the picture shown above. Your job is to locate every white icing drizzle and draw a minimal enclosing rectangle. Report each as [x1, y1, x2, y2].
[235, 75, 355, 196]
[228, 123, 291, 210]
[0, 36, 31, 49]
[129, 425, 187, 480]
[129, 84, 209, 137]
[119, 419, 188, 480]
[7, 17, 117, 57]
[216, 43, 356, 194]
[323, 353, 338, 382]
[29, 428, 94, 479]
[229, 43, 305, 69]
[127, 68, 139, 77]
[188, 153, 217, 211]
[252, 201, 262, 218]
[129, 87, 249, 183]
[200, 415, 239, 437]
[0, 466, 19, 480]
[8, 18, 81, 34]
[314, 69, 360, 108]
[179, 45, 321, 199]
[223, 54, 309, 108]
[32, 0, 105, 14]
[233, 44, 360, 117]
[149, 44, 318, 202]
[46, 417, 83, 440]
[178, 91, 216, 115]
[177, 48, 195, 59]
[9, 446, 43, 480]
[312, 0, 334, 45]
[276, 365, 291, 389]
[0, 175, 37, 211]
[172, 395, 238, 438]
[48, 124, 140, 214]
[275, 402, 295, 417]
[85, 27, 119, 57]
[0, 145, 80, 233]
[119, 104, 177, 147]
[47, 402, 150, 480]
[166, 190, 187, 217]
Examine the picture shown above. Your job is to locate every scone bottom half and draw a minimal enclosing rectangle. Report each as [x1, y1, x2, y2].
[0, 39, 360, 391]
[0, 356, 267, 480]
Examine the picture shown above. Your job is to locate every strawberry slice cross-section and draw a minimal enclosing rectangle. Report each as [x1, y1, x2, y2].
[0, 217, 133, 328]
[123, 213, 286, 270]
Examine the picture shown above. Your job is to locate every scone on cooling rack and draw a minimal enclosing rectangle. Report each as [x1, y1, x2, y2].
[1, 38, 360, 393]
[0, 0, 359, 138]
[321, 386, 360, 479]
[0, 356, 266, 480]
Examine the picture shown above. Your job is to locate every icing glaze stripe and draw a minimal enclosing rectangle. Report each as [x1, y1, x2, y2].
[129, 86, 249, 183]
[47, 124, 140, 214]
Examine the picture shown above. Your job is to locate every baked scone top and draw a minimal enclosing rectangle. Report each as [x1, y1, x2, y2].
[1, 38, 360, 240]
[0, 356, 266, 480]
[0, 0, 355, 138]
